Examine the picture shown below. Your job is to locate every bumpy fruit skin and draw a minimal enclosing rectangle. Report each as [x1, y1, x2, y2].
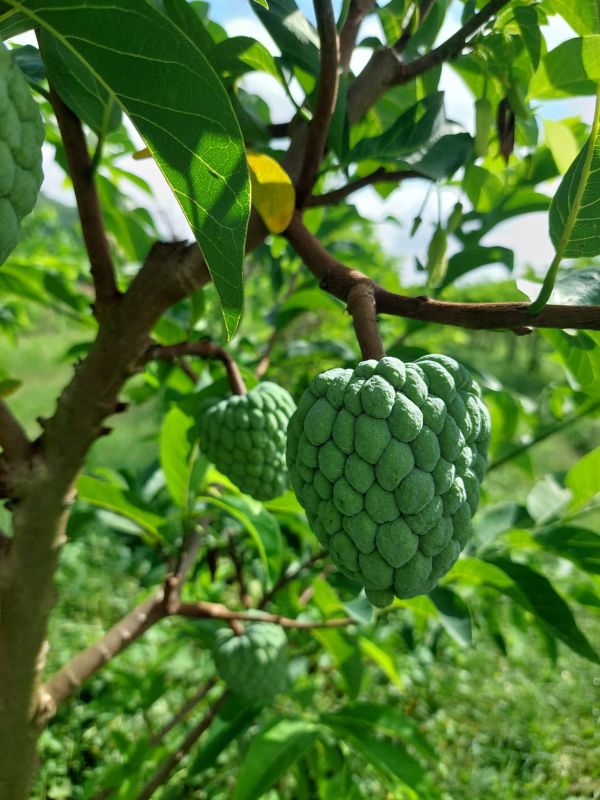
[198, 382, 296, 500]
[0, 45, 44, 266]
[286, 355, 490, 607]
[213, 622, 288, 701]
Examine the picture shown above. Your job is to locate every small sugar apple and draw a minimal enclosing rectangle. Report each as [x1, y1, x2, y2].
[0, 44, 44, 266]
[198, 382, 296, 500]
[286, 355, 490, 607]
[213, 622, 288, 701]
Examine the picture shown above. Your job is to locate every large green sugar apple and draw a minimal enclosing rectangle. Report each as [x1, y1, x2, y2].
[0, 44, 44, 266]
[213, 622, 288, 701]
[286, 355, 490, 607]
[198, 382, 296, 500]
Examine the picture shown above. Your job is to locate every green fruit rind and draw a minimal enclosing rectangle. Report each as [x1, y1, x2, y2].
[0, 45, 44, 266]
[198, 381, 296, 500]
[286, 355, 490, 606]
[213, 622, 288, 702]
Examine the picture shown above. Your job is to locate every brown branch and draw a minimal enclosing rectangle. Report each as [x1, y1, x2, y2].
[135, 691, 228, 800]
[40, 591, 165, 717]
[150, 678, 217, 746]
[284, 214, 600, 332]
[178, 601, 353, 629]
[47, 85, 120, 314]
[339, 0, 376, 71]
[147, 341, 247, 396]
[296, 0, 340, 206]
[347, 281, 385, 360]
[307, 168, 425, 206]
[0, 401, 31, 464]
[348, 0, 511, 123]
[259, 550, 328, 608]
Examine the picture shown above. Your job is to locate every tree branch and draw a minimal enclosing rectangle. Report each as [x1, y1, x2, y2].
[0, 401, 31, 464]
[296, 0, 340, 206]
[135, 691, 229, 800]
[348, 0, 511, 123]
[177, 601, 353, 629]
[259, 550, 328, 608]
[284, 214, 600, 332]
[47, 85, 120, 314]
[40, 591, 165, 717]
[339, 0, 376, 71]
[307, 168, 425, 206]
[347, 281, 385, 360]
[147, 340, 247, 396]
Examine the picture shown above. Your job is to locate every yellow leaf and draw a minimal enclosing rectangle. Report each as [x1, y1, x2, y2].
[133, 147, 152, 160]
[247, 152, 295, 234]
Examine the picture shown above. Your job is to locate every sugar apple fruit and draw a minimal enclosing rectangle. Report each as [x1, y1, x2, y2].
[198, 382, 296, 500]
[286, 355, 490, 607]
[213, 622, 288, 701]
[0, 44, 44, 266]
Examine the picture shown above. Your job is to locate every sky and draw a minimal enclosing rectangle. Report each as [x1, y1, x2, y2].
[17, 1, 595, 285]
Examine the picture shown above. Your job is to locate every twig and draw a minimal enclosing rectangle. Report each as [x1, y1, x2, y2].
[177, 601, 353, 629]
[135, 691, 229, 800]
[147, 341, 247, 396]
[296, 0, 340, 206]
[284, 214, 600, 332]
[150, 678, 217, 746]
[46, 84, 120, 314]
[259, 551, 328, 608]
[307, 168, 424, 206]
[347, 282, 385, 360]
[348, 0, 511, 122]
[339, 0, 376, 71]
[0, 401, 31, 463]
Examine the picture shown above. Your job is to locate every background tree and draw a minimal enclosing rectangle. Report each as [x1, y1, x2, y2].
[0, 1, 599, 798]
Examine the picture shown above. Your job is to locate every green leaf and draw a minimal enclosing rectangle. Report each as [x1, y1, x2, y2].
[530, 39, 597, 98]
[514, 5, 541, 71]
[252, 0, 320, 76]
[199, 494, 282, 581]
[320, 718, 430, 793]
[582, 35, 600, 80]
[350, 93, 446, 163]
[462, 165, 504, 212]
[526, 475, 571, 523]
[188, 697, 260, 775]
[410, 132, 473, 180]
[429, 586, 472, 646]
[7, 0, 250, 338]
[313, 628, 362, 699]
[541, 330, 600, 396]
[358, 636, 404, 690]
[320, 703, 436, 761]
[543, 119, 579, 174]
[535, 524, 600, 574]
[549, 107, 600, 258]
[160, 405, 207, 511]
[76, 475, 165, 543]
[440, 244, 514, 289]
[39, 30, 121, 136]
[547, 0, 600, 36]
[210, 36, 282, 83]
[233, 718, 320, 800]
[550, 267, 600, 304]
[488, 558, 599, 662]
[566, 445, 600, 511]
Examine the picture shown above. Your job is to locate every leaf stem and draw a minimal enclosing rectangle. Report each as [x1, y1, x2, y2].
[530, 86, 600, 315]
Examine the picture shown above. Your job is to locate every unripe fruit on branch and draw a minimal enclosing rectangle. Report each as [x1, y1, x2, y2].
[0, 44, 44, 266]
[286, 355, 490, 607]
[213, 622, 288, 701]
[198, 382, 296, 500]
